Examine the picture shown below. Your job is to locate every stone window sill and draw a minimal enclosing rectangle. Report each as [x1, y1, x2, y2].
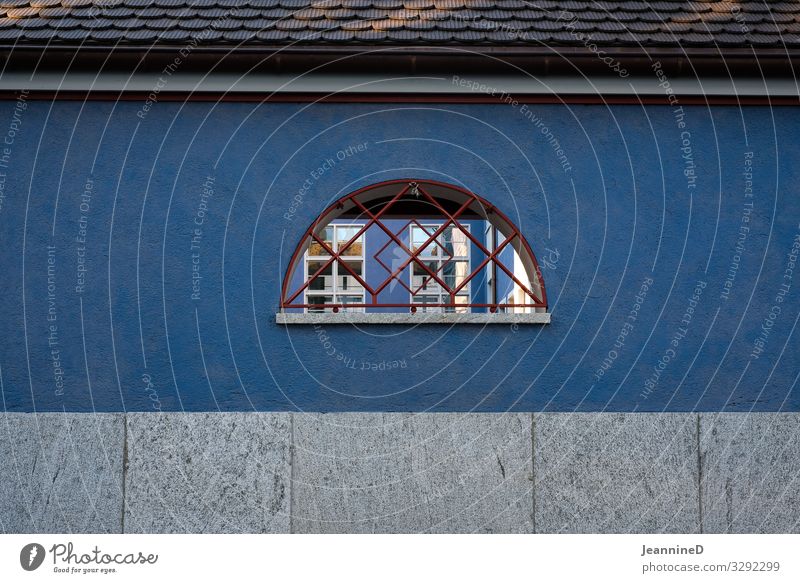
[275, 312, 550, 325]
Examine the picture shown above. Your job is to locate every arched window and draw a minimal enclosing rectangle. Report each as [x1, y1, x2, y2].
[278, 180, 548, 324]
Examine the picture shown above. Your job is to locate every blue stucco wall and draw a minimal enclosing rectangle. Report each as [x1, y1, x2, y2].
[0, 99, 798, 412]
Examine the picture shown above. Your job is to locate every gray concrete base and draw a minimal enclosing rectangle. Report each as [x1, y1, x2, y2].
[293, 413, 532, 533]
[124, 413, 291, 534]
[700, 413, 800, 533]
[535, 413, 700, 533]
[1, 412, 798, 533]
[0, 413, 124, 533]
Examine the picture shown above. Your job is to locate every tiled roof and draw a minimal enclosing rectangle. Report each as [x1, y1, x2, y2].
[0, 0, 799, 47]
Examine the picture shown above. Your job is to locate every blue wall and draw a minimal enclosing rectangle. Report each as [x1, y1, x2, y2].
[0, 99, 798, 412]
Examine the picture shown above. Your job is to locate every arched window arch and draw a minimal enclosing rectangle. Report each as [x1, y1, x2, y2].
[278, 179, 548, 323]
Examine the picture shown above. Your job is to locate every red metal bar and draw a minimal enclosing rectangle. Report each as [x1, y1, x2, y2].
[452, 232, 516, 295]
[280, 178, 548, 311]
[350, 198, 452, 295]
[372, 219, 454, 297]
[311, 231, 373, 293]
[283, 183, 412, 304]
[289, 306, 540, 309]
[372, 196, 475, 296]
[415, 183, 543, 304]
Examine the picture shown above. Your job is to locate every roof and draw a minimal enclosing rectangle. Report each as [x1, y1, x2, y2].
[0, 0, 799, 49]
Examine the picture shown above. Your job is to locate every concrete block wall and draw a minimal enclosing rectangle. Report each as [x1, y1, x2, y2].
[1, 413, 798, 534]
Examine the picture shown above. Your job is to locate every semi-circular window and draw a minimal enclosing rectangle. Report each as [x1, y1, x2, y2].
[277, 179, 549, 324]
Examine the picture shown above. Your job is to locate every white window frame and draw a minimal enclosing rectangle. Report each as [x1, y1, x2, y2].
[304, 223, 365, 313]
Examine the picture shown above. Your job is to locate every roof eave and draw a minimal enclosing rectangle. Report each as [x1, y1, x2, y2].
[2, 43, 799, 76]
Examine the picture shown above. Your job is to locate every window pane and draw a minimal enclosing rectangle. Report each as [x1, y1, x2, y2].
[412, 295, 441, 313]
[450, 295, 470, 314]
[307, 227, 333, 257]
[441, 260, 470, 291]
[338, 260, 364, 291]
[307, 295, 333, 313]
[337, 226, 363, 256]
[412, 261, 438, 275]
[412, 295, 438, 303]
[411, 261, 438, 291]
[441, 226, 469, 257]
[337, 295, 365, 312]
[307, 261, 333, 291]
[411, 226, 438, 256]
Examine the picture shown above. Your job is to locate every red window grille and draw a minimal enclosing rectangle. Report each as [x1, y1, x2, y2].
[280, 179, 547, 313]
